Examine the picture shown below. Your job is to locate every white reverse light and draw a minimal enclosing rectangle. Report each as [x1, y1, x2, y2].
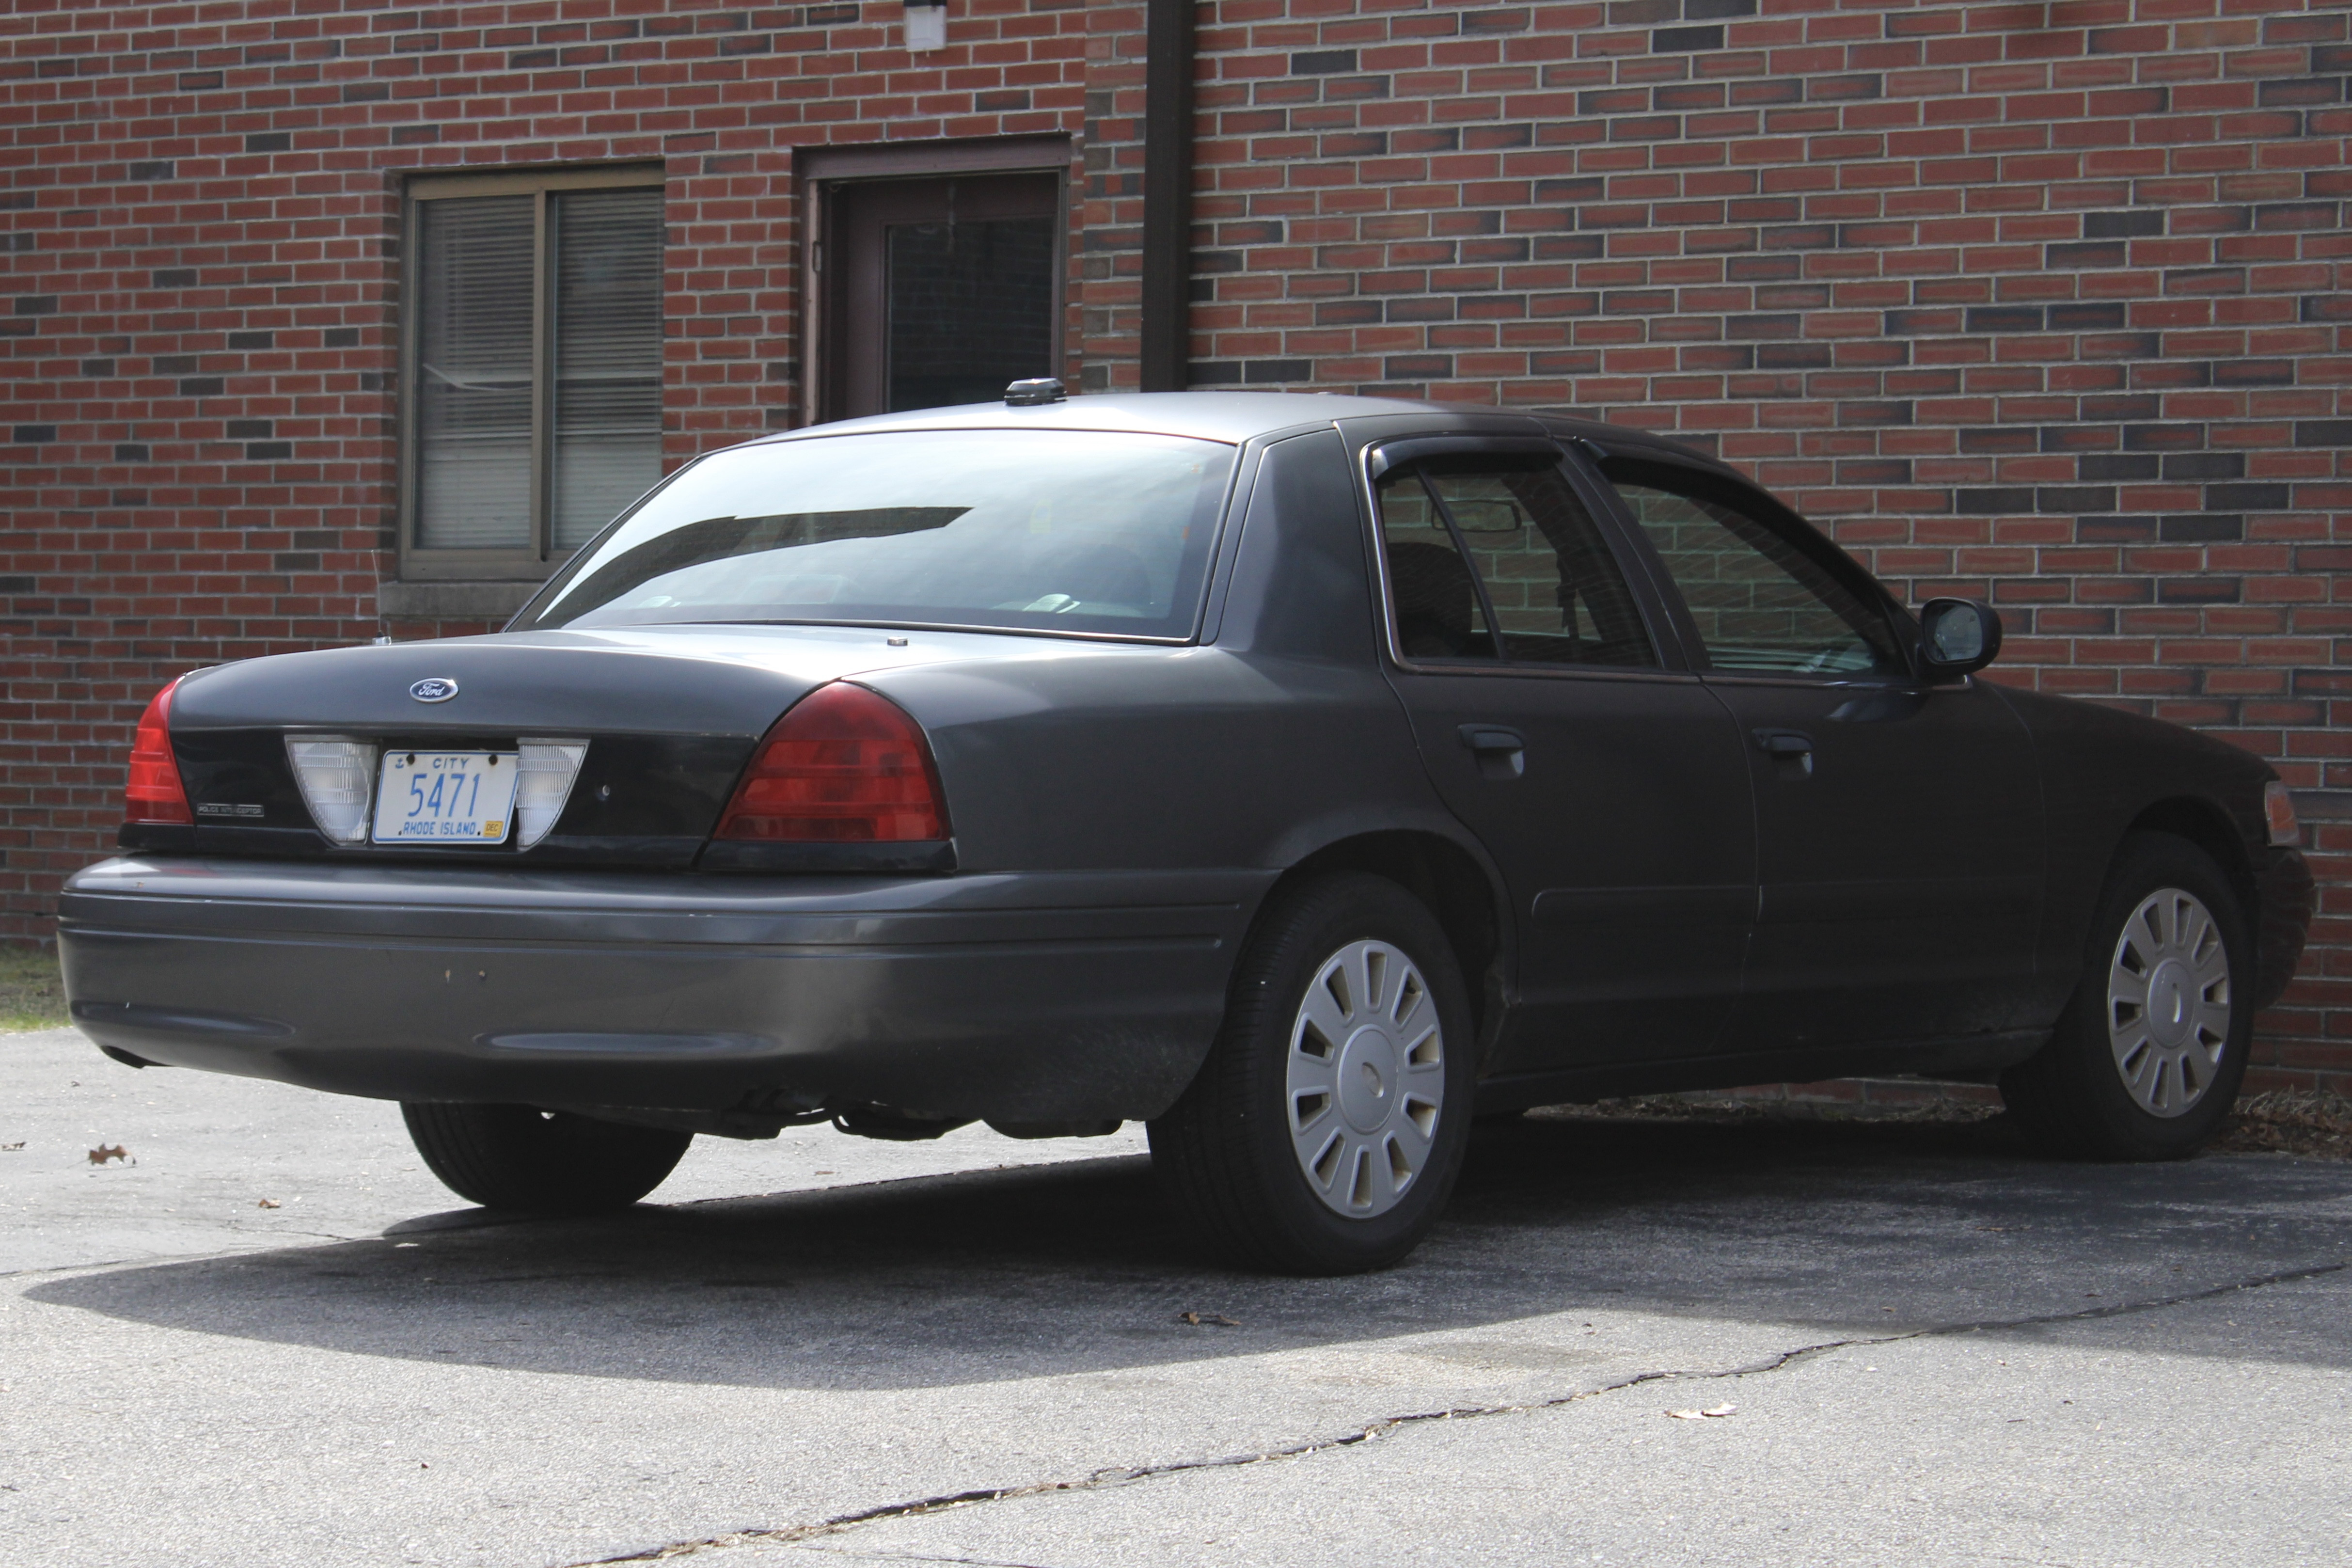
[2264, 780, 2301, 848]
[515, 739, 589, 849]
[285, 737, 376, 842]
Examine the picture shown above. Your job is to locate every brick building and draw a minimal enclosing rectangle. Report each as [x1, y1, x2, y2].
[5, 0, 2349, 1089]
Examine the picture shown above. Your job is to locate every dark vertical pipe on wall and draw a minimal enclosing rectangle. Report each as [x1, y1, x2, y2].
[1138, 0, 1194, 392]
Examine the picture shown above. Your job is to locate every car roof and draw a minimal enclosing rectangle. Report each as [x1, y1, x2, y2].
[738, 392, 1732, 474]
[746, 391, 1444, 445]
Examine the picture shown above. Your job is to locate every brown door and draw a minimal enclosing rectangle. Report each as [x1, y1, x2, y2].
[822, 174, 1060, 420]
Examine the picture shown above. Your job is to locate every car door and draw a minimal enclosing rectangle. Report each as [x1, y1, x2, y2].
[1363, 436, 1756, 1072]
[1590, 453, 2044, 1054]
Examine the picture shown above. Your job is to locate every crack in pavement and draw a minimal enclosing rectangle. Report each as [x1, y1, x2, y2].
[568, 1257, 2351, 1567]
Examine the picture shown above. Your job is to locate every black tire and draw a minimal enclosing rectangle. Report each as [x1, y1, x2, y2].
[2000, 833, 2254, 1161]
[1149, 872, 1478, 1275]
[400, 1103, 692, 1213]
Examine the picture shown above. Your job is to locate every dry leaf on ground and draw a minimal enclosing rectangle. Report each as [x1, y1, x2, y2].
[1177, 1312, 1241, 1328]
[256, 1198, 281, 1209]
[86, 1144, 127, 1165]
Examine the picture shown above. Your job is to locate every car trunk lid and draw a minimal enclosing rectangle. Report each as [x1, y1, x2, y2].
[145, 626, 1004, 869]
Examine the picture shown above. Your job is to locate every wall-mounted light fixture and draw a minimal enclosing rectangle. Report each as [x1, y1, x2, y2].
[904, 0, 947, 52]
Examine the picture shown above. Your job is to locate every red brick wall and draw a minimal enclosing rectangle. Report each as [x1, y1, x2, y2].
[1179, 0, 2352, 1091]
[6, 0, 2350, 1092]
[1, 0, 1103, 934]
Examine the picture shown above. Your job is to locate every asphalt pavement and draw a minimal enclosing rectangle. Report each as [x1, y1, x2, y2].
[4, 1023, 2351, 1568]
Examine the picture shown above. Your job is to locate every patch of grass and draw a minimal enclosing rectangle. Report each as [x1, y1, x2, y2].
[0, 946, 69, 1032]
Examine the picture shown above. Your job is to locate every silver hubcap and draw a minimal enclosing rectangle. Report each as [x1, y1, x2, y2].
[2108, 887, 2232, 1118]
[1286, 939, 1445, 1218]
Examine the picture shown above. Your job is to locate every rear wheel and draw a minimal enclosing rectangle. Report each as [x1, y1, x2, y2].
[2001, 833, 2252, 1160]
[1149, 872, 1477, 1274]
[400, 1103, 692, 1213]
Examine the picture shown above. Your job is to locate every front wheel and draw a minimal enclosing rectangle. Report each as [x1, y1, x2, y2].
[2001, 833, 2254, 1160]
[1149, 872, 1477, 1274]
[401, 1103, 693, 1213]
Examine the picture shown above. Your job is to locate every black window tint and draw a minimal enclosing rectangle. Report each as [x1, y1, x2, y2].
[1612, 476, 1903, 676]
[886, 215, 1057, 412]
[1377, 453, 1658, 668]
[1375, 467, 1499, 662]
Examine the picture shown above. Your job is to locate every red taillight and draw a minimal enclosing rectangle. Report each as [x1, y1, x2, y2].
[714, 682, 949, 843]
[125, 677, 192, 825]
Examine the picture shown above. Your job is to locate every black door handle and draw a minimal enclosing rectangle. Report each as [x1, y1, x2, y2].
[1458, 724, 1527, 780]
[1752, 728, 1815, 777]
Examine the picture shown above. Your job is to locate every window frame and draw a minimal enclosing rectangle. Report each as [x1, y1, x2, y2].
[398, 163, 667, 584]
[1589, 454, 1923, 686]
[1358, 435, 1689, 679]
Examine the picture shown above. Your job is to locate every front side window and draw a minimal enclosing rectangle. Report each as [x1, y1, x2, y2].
[1374, 453, 1657, 668]
[1608, 468, 1904, 677]
[521, 429, 1233, 640]
[406, 168, 665, 575]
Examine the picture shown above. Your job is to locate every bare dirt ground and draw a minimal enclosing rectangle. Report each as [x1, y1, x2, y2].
[1540, 1086, 2352, 1162]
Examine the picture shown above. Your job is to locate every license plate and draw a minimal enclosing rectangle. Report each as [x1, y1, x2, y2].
[372, 751, 520, 844]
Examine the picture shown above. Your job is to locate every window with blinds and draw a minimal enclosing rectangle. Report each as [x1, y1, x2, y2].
[403, 168, 665, 577]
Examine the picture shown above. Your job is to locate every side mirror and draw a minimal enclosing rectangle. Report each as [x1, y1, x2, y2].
[1916, 597, 2003, 679]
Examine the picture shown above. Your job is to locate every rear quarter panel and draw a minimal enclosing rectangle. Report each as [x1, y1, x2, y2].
[863, 429, 1462, 879]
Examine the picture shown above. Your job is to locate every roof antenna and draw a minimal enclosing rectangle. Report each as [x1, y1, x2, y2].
[1005, 377, 1066, 405]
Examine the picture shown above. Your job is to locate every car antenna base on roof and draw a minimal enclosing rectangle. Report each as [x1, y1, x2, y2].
[1004, 377, 1067, 406]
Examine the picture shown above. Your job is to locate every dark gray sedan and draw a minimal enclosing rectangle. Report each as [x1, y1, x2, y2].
[60, 390, 2315, 1273]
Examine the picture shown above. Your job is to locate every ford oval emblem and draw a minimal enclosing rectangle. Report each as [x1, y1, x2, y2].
[409, 677, 459, 704]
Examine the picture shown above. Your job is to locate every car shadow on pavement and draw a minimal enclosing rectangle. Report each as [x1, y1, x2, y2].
[27, 1114, 2352, 1389]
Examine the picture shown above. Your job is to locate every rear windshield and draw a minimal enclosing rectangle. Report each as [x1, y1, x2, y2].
[521, 429, 1236, 639]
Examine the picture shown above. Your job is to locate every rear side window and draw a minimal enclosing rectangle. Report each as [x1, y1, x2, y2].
[1608, 470, 1904, 677]
[523, 429, 1234, 640]
[1374, 453, 1657, 668]
[1374, 464, 1498, 662]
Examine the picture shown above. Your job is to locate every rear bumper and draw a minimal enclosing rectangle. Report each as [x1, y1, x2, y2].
[59, 856, 1268, 1124]
[2254, 845, 2316, 1011]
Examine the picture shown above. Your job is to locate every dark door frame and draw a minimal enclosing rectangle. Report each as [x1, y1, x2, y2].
[796, 135, 1072, 426]
[823, 173, 1060, 419]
